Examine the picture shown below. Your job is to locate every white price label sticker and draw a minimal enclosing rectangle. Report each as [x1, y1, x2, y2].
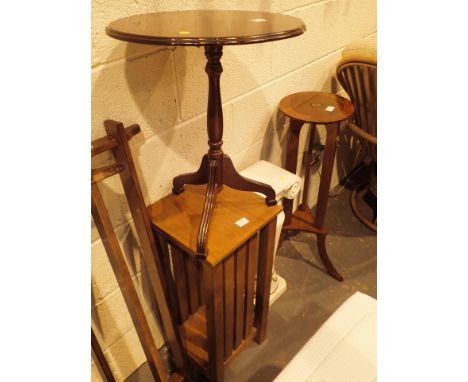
[235, 217, 250, 227]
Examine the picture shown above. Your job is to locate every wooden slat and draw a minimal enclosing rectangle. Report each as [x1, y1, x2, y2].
[150, 184, 283, 267]
[223, 328, 257, 368]
[91, 183, 168, 382]
[185, 254, 199, 315]
[171, 245, 190, 323]
[104, 120, 189, 377]
[198, 263, 205, 307]
[244, 235, 258, 339]
[91, 328, 116, 382]
[254, 218, 277, 344]
[91, 163, 125, 184]
[179, 306, 208, 369]
[156, 236, 182, 325]
[92, 123, 140, 157]
[203, 262, 225, 382]
[234, 244, 247, 349]
[223, 255, 235, 358]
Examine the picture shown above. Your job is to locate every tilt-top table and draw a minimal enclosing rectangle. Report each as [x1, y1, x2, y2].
[106, 10, 305, 256]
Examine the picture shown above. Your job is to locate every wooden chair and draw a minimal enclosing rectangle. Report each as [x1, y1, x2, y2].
[336, 40, 377, 231]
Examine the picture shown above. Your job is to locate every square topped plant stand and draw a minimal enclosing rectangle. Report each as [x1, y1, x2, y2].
[149, 185, 282, 382]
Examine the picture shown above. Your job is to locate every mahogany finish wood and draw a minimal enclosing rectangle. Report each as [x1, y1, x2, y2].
[91, 328, 115, 382]
[279, 92, 355, 282]
[91, 182, 167, 382]
[91, 124, 140, 157]
[106, 10, 305, 46]
[106, 11, 304, 258]
[254, 219, 277, 343]
[92, 121, 189, 380]
[337, 61, 377, 232]
[150, 185, 281, 382]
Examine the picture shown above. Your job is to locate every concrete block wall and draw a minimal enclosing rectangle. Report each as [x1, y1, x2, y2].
[91, 1, 376, 380]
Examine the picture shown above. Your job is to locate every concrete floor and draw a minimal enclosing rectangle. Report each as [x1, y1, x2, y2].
[127, 182, 376, 382]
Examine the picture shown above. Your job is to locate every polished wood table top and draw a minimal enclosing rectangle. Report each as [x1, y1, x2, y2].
[106, 10, 305, 46]
[106, 10, 304, 258]
[279, 91, 355, 124]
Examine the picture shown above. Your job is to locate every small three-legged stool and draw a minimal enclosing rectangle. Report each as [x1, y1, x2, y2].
[279, 91, 355, 282]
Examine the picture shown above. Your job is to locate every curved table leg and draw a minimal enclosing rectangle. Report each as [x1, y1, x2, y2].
[222, 154, 277, 206]
[282, 121, 344, 282]
[172, 154, 209, 194]
[317, 233, 344, 282]
[196, 159, 218, 257]
[313, 122, 343, 281]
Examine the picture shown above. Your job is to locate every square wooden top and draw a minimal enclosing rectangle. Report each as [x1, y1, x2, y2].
[149, 185, 282, 266]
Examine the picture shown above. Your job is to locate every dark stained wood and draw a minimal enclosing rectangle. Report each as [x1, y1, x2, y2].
[102, 120, 189, 377]
[223, 328, 257, 368]
[179, 306, 209, 369]
[300, 123, 317, 210]
[106, 11, 302, 281]
[280, 92, 355, 283]
[233, 244, 247, 349]
[350, 178, 377, 232]
[282, 119, 304, 225]
[314, 123, 339, 228]
[184, 253, 200, 315]
[282, 206, 325, 235]
[244, 235, 258, 339]
[150, 184, 282, 267]
[91, 328, 116, 382]
[169, 373, 184, 382]
[179, 305, 258, 371]
[171, 245, 190, 323]
[223, 255, 235, 359]
[254, 218, 277, 343]
[196, 159, 218, 257]
[153, 191, 280, 381]
[91, 163, 125, 184]
[222, 153, 277, 206]
[173, 155, 209, 194]
[203, 262, 225, 382]
[317, 232, 343, 282]
[278, 92, 354, 124]
[91, 182, 167, 382]
[156, 236, 183, 325]
[337, 60, 377, 231]
[91, 124, 140, 157]
[106, 10, 305, 46]
[171, 45, 277, 257]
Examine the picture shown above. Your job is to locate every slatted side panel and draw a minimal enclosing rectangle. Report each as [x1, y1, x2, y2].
[184, 254, 200, 315]
[157, 236, 183, 325]
[223, 255, 235, 359]
[170, 244, 190, 323]
[244, 235, 258, 339]
[233, 243, 247, 349]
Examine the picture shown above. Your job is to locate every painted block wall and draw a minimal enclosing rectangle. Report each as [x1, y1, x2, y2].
[91, 1, 376, 380]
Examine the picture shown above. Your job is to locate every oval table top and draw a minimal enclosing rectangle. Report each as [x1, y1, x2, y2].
[279, 91, 355, 124]
[106, 10, 306, 46]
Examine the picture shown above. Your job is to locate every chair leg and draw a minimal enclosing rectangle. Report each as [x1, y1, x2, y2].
[350, 183, 377, 232]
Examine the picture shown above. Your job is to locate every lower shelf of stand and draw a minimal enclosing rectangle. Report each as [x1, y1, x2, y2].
[282, 205, 327, 235]
[179, 306, 258, 373]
